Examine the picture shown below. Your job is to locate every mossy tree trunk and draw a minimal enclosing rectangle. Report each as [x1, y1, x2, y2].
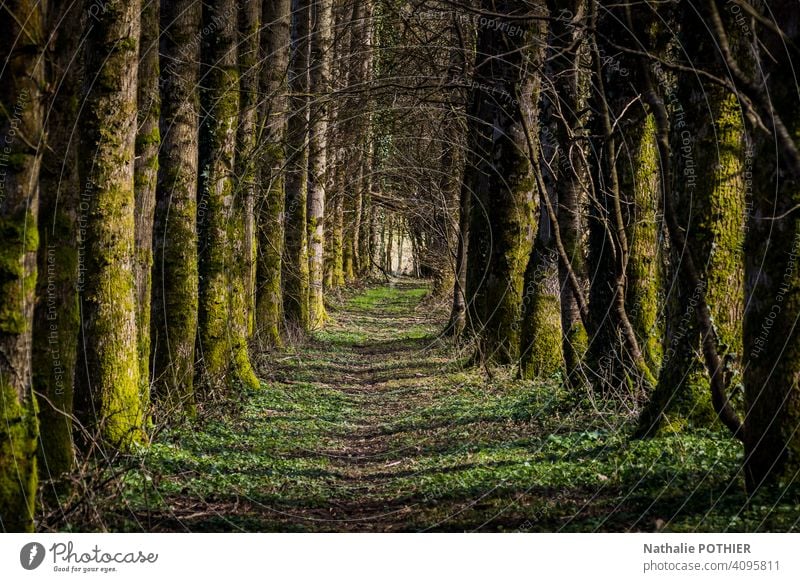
[545, 0, 589, 385]
[638, 4, 746, 436]
[622, 113, 662, 379]
[134, 0, 160, 408]
[447, 175, 471, 337]
[307, 0, 333, 328]
[584, 0, 655, 396]
[741, 2, 800, 490]
[0, 0, 44, 532]
[465, 0, 541, 365]
[151, 0, 201, 415]
[198, 0, 259, 393]
[75, 0, 145, 448]
[326, 193, 345, 289]
[323, 1, 349, 292]
[283, 0, 311, 332]
[519, 193, 563, 379]
[225, 0, 261, 387]
[33, 0, 83, 486]
[236, 0, 262, 340]
[255, 0, 291, 348]
[340, 0, 367, 283]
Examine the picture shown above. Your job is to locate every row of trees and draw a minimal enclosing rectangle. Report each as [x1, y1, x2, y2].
[452, 0, 800, 498]
[0, 0, 397, 531]
[2, 0, 799, 531]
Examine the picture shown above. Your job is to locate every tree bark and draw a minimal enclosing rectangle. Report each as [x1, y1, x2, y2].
[465, 0, 542, 364]
[545, 0, 590, 385]
[639, 2, 746, 436]
[283, 0, 311, 332]
[307, 0, 333, 328]
[740, 0, 800, 490]
[255, 0, 291, 348]
[198, 0, 258, 393]
[134, 0, 161, 408]
[33, 0, 83, 486]
[0, 0, 45, 532]
[75, 0, 145, 448]
[151, 0, 201, 415]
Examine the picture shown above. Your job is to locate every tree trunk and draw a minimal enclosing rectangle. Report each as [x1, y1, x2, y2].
[465, 0, 542, 365]
[134, 0, 160, 409]
[0, 0, 44, 532]
[236, 0, 262, 340]
[75, 0, 145, 448]
[307, 0, 333, 327]
[639, 2, 746, 436]
[584, 0, 655, 396]
[519, 192, 563, 379]
[623, 113, 662, 379]
[198, 0, 258, 393]
[33, 0, 83, 486]
[255, 0, 291, 348]
[283, 0, 311, 332]
[545, 0, 590, 385]
[741, 1, 800, 490]
[152, 0, 201, 415]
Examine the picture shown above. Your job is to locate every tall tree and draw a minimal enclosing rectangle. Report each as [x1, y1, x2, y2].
[639, 2, 746, 435]
[307, 0, 333, 328]
[465, 0, 541, 364]
[75, 0, 145, 448]
[198, 0, 259, 393]
[236, 0, 262, 339]
[283, 0, 312, 332]
[134, 0, 161, 409]
[33, 0, 83, 485]
[584, 0, 655, 395]
[255, 0, 292, 347]
[544, 0, 590, 385]
[739, 0, 800, 489]
[151, 0, 201, 414]
[0, 0, 45, 532]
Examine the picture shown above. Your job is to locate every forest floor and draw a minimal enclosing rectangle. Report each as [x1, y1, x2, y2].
[77, 280, 800, 532]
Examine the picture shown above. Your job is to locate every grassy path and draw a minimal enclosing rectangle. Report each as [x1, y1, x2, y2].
[101, 281, 800, 532]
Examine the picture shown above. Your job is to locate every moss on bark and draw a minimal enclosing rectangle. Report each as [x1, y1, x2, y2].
[32, 0, 84, 483]
[519, 205, 563, 379]
[283, 0, 311, 332]
[75, 0, 145, 449]
[638, 9, 745, 436]
[134, 0, 161, 410]
[465, 1, 543, 364]
[151, 0, 200, 416]
[255, 0, 291, 348]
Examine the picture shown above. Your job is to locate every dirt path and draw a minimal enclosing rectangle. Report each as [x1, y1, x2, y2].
[107, 280, 778, 533]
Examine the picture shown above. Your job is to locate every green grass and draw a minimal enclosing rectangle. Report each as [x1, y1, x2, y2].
[82, 279, 800, 532]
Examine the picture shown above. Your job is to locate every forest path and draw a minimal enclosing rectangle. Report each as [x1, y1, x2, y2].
[115, 280, 758, 532]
